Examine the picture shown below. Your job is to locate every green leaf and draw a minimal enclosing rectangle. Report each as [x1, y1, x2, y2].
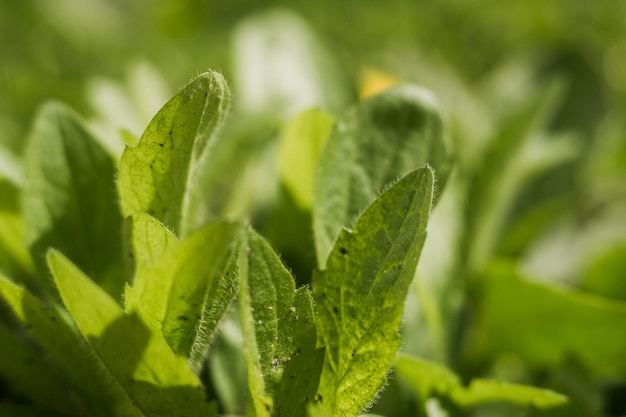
[117, 70, 230, 237]
[313, 85, 449, 267]
[125, 220, 242, 371]
[313, 166, 434, 416]
[239, 229, 323, 417]
[470, 262, 626, 378]
[0, 274, 136, 417]
[279, 108, 334, 209]
[0, 318, 80, 416]
[395, 354, 567, 411]
[22, 101, 124, 298]
[0, 178, 35, 287]
[580, 244, 626, 301]
[122, 213, 178, 282]
[47, 249, 217, 417]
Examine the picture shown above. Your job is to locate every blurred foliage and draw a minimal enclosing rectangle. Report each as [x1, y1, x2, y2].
[2, 1, 626, 416]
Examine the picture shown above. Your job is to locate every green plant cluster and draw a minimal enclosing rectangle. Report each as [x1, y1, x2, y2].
[2, 3, 626, 417]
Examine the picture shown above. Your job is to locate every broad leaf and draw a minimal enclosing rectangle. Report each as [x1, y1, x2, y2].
[22, 102, 124, 298]
[470, 262, 626, 378]
[313, 166, 434, 416]
[313, 85, 449, 267]
[48, 250, 216, 417]
[239, 229, 323, 417]
[0, 275, 137, 417]
[395, 354, 567, 411]
[125, 220, 241, 371]
[118, 71, 230, 237]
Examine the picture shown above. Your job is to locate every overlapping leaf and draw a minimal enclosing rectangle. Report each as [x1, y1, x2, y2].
[313, 166, 434, 416]
[239, 229, 323, 417]
[313, 85, 449, 267]
[125, 219, 242, 371]
[22, 102, 123, 298]
[118, 71, 230, 237]
[0, 275, 136, 417]
[48, 250, 216, 417]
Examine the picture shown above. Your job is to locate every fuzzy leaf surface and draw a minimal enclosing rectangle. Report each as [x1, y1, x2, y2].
[118, 71, 230, 237]
[395, 354, 567, 411]
[125, 220, 241, 370]
[313, 167, 434, 416]
[22, 102, 123, 298]
[48, 250, 216, 417]
[239, 229, 323, 417]
[313, 85, 448, 267]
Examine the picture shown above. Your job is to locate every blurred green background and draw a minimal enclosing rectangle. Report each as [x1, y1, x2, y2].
[3, 0, 626, 151]
[2, 1, 626, 416]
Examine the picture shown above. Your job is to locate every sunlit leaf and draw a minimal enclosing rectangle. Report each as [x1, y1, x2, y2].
[239, 229, 323, 417]
[48, 249, 217, 416]
[125, 220, 242, 371]
[117, 71, 230, 237]
[313, 166, 433, 416]
[313, 86, 449, 267]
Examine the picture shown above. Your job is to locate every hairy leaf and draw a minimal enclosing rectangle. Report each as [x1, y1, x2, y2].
[118, 71, 230, 237]
[313, 85, 449, 267]
[313, 166, 433, 416]
[48, 250, 216, 417]
[22, 102, 124, 298]
[125, 220, 241, 371]
[239, 229, 323, 417]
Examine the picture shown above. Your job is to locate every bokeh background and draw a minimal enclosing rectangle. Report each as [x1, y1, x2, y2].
[2, 1, 626, 416]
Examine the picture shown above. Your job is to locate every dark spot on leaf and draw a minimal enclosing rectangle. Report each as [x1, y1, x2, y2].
[180, 295, 186, 300]
[290, 374, 295, 379]
[339, 247, 348, 255]
[315, 394, 323, 403]
[351, 349, 356, 357]
[196, 314, 202, 319]
[265, 403, 271, 411]
[158, 142, 164, 147]
[50, 316, 56, 321]
[332, 306, 338, 314]
[177, 315, 188, 321]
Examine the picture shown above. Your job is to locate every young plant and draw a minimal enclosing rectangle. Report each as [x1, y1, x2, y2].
[0, 70, 569, 417]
